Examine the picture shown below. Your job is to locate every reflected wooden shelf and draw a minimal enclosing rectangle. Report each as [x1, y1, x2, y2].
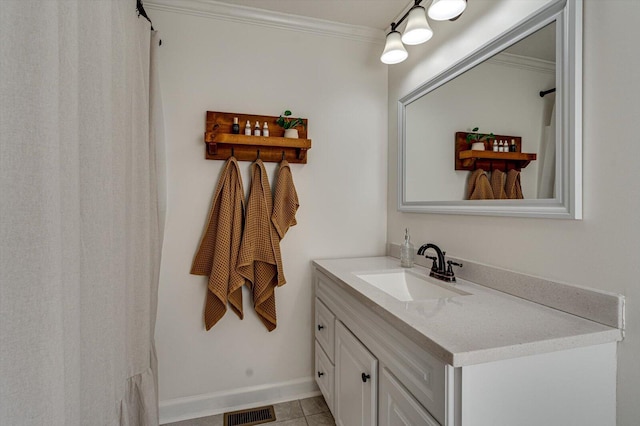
[454, 131, 536, 171]
[459, 150, 537, 170]
[204, 111, 311, 163]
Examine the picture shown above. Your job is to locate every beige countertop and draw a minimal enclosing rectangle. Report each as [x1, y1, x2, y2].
[313, 256, 623, 367]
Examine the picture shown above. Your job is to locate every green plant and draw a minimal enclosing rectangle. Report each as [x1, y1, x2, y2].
[276, 110, 306, 130]
[466, 127, 494, 143]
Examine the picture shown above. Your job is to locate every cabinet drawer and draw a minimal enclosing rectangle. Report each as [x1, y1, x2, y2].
[315, 298, 335, 361]
[314, 340, 335, 414]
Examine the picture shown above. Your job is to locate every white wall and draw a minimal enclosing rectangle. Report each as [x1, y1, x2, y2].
[388, 1, 640, 424]
[149, 5, 388, 420]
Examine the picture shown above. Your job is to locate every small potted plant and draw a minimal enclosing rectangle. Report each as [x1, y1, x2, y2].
[466, 127, 494, 151]
[276, 110, 306, 139]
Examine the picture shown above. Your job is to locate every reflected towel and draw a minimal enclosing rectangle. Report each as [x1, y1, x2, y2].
[467, 169, 494, 200]
[272, 160, 299, 240]
[490, 169, 507, 199]
[237, 160, 285, 332]
[190, 157, 245, 330]
[505, 169, 524, 199]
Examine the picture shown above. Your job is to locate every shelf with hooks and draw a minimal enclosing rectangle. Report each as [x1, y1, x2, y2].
[454, 131, 536, 171]
[204, 111, 311, 164]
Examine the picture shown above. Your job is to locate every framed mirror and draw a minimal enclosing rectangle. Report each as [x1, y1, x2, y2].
[398, 0, 582, 219]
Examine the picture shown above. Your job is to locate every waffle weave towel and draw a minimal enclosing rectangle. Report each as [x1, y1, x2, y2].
[467, 169, 494, 200]
[272, 160, 299, 240]
[505, 169, 524, 199]
[490, 169, 508, 199]
[190, 157, 245, 330]
[237, 159, 285, 332]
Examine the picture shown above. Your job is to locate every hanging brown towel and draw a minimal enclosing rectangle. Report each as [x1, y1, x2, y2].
[505, 169, 524, 199]
[190, 157, 245, 330]
[272, 160, 299, 240]
[490, 169, 508, 199]
[237, 159, 285, 332]
[467, 169, 494, 200]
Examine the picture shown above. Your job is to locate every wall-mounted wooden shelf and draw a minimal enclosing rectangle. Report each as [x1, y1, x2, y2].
[455, 131, 536, 171]
[204, 111, 311, 163]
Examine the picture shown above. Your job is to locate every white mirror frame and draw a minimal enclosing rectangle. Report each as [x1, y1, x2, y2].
[398, 0, 582, 219]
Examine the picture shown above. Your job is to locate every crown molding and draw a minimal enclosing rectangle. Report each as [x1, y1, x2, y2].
[144, 0, 384, 44]
[488, 52, 555, 74]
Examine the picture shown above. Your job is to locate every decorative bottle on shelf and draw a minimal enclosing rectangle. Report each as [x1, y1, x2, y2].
[400, 228, 415, 268]
[499, 140, 504, 152]
[232, 117, 240, 134]
[262, 122, 269, 137]
[244, 120, 251, 136]
[254, 121, 261, 136]
[493, 140, 498, 152]
[510, 139, 517, 152]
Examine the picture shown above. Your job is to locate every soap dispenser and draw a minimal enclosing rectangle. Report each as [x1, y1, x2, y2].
[400, 228, 415, 268]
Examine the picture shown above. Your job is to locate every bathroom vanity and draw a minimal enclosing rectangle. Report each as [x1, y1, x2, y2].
[313, 257, 622, 426]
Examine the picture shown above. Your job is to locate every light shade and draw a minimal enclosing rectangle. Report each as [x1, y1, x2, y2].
[380, 30, 408, 64]
[428, 0, 467, 21]
[401, 6, 433, 45]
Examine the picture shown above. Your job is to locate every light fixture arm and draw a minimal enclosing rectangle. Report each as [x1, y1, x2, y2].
[382, 0, 466, 64]
[389, 0, 424, 33]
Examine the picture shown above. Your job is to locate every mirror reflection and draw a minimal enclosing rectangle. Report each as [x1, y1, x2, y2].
[404, 22, 556, 202]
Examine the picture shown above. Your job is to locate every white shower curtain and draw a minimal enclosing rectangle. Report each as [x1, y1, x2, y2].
[537, 100, 556, 199]
[0, 1, 165, 425]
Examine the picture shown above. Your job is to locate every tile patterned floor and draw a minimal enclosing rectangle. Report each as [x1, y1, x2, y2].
[162, 396, 335, 426]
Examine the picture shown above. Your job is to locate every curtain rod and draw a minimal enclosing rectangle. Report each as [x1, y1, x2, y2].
[539, 88, 556, 97]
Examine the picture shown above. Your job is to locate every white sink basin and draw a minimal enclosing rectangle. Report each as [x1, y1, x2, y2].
[355, 270, 469, 302]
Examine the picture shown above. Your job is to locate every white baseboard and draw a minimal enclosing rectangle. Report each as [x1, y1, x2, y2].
[159, 377, 320, 424]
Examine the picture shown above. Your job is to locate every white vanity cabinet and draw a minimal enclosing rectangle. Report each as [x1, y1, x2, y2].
[313, 262, 619, 426]
[314, 269, 446, 426]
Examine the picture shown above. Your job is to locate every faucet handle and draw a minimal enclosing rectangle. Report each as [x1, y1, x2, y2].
[446, 260, 462, 275]
[425, 255, 438, 271]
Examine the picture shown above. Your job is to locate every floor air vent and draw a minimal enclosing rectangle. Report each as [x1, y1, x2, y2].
[223, 405, 276, 426]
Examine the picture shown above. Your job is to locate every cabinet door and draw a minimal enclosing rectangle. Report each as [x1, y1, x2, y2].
[379, 367, 440, 426]
[334, 321, 377, 426]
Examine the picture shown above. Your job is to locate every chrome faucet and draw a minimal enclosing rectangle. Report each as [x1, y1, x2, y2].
[417, 243, 462, 283]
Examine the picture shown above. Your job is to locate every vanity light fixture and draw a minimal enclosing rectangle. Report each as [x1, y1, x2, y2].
[381, 0, 465, 65]
[428, 0, 467, 21]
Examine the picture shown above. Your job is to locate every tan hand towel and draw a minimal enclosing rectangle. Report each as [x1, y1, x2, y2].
[237, 159, 284, 332]
[190, 157, 245, 330]
[467, 169, 494, 200]
[272, 160, 299, 240]
[490, 169, 507, 199]
[505, 169, 524, 199]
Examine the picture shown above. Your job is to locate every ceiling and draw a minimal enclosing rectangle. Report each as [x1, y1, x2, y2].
[211, 0, 411, 29]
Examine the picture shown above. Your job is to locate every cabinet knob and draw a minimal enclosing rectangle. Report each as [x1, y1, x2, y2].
[318, 371, 325, 378]
[361, 372, 371, 383]
[317, 324, 325, 331]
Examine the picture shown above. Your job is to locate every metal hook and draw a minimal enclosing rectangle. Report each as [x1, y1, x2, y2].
[256, 149, 260, 160]
[282, 151, 285, 161]
[231, 147, 234, 157]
